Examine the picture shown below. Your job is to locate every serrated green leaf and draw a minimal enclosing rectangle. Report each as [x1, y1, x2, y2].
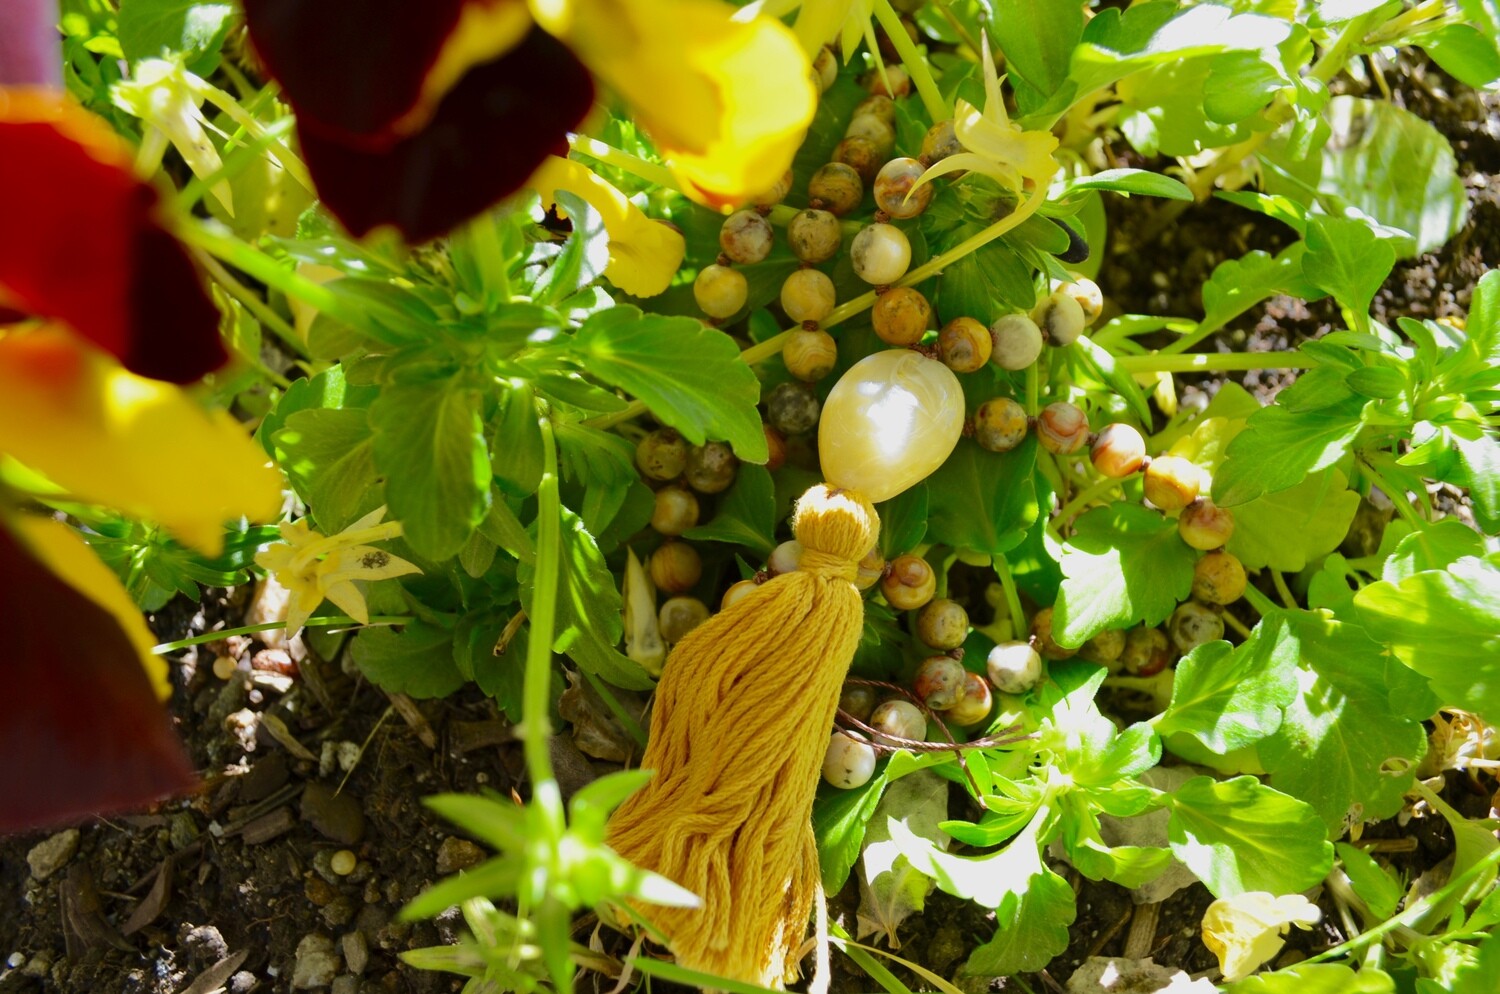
[1053, 503, 1198, 647]
[1166, 775, 1333, 896]
[1226, 467, 1362, 571]
[814, 773, 890, 894]
[370, 380, 491, 560]
[683, 464, 775, 555]
[877, 483, 928, 559]
[990, 0, 1084, 103]
[570, 307, 765, 462]
[351, 621, 465, 698]
[1383, 519, 1488, 583]
[1198, 244, 1319, 339]
[1355, 556, 1500, 721]
[1213, 396, 1366, 506]
[273, 408, 382, 534]
[1156, 623, 1298, 754]
[1345, 366, 1406, 399]
[1303, 216, 1397, 332]
[933, 223, 1036, 319]
[857, 771, 947, 946]
[925, 436, 1039, 555]
[1448, 427, 1500, 534]
[1227, 963, 1395, 994]
[1256, 610, 1426, 832]
[1423, 24, 1500, 90]
[1335, 842, 1403, 921]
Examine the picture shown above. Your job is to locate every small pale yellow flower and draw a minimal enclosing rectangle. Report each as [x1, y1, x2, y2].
[1202, 891, 1322, 982]
[527, 156, 686, 297]
[254, 508, 421, 634]
[911, 32, 1060, 198]
[112, 59, 235, 215]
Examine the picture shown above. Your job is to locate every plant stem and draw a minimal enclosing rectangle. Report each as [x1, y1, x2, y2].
[1053, 473, 1126, 525]
[1271, 570, 1298, 610]
[872, 0, 950, 124]
[1359, 457, 1425, 529]
[992, 556, 1026, 635]
[180, 221, 358, 324]
[567, 133, 679, 192]
[152, 616, 411, 654]
[1241, 582, 1278, 619]
[1222, 611, 1253, 639]
[1116, 351, 1317, 373]
[193, 248, 310, 362]
[929, 0, 981, 55]
[527, 408, 566, 833]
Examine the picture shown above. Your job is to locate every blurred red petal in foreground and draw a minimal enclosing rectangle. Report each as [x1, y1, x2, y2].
[0, 91, 225, 385]
[0, 526, 195, 832]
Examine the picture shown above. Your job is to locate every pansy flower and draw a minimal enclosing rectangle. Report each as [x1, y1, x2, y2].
[241, 0, 815, 240]
[911, 32, 1060, 198]
[1201, 891, 1322, 981]
[1, 35, 283, 824]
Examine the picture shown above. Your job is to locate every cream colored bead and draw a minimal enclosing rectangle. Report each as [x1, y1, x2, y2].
[819, 350, 965, 503]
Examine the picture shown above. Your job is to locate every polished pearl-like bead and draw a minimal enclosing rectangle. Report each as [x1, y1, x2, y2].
[819, 350, 965, 503]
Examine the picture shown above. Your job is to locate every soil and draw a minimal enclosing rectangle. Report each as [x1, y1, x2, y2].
[2, 53, 1496, 994]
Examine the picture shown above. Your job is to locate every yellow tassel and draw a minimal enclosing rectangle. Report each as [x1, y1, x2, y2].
[606, 484, 879, 986]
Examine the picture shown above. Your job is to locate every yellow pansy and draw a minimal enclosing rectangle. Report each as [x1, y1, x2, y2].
[0, 326, 282, 555]
[528, 156, 686, 297]
[254, 507, 423, 634]
[530, 0, 817, 209]
[912, 32, 1060, 197]
[1202, 891, 1322, 981]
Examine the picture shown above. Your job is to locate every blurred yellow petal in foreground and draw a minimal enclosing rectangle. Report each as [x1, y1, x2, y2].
[528, 156, 686, 297]
[0, 326, 282, 555]
[532, 0, 815, 209]
[9, 513, 168, 700]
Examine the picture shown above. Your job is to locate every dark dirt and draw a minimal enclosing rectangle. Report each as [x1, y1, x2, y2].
[2, 53, 1496, 994]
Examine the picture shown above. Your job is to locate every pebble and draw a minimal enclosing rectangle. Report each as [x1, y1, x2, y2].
[183, 924, 229, 964]
[291, 933, 341, 990]
[341, 931, 369, 975]
[228, 972, 258, 994]
[301, 783, 366, 845]
[435, 837, 485, 875]
[330, 976, 359, 994]
[26, 829, 79, 881]
[6, 952, 24, 968]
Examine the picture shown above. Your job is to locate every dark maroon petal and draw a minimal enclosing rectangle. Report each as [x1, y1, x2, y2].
[298, 26, 594, 243]
[242, 0, 466, 139]
[0, 107, 227, 384]
[0, 527, 195, 832]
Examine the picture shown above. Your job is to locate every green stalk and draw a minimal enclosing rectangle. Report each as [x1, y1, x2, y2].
[193, 248, 311, 360]
[1053, 473, 1127, 524]
[152, 616, 411, 654]
[567, 133, 679, 192]
[1241, 582, 1278, 618]
[180, 221, 357, 325]
[992, 556, 1026, 636]
[871, 0, 950, 125]
[1359, 457, 1425, 529]
[1116, 352, 1317, 373]
[526, 408, 566, 834]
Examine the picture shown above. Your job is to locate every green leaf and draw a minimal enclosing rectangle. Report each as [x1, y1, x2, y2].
[1422, 24, 1500, 89]
[1448, 428, 1500, 534]
[1053, 503, 1198, 648]
[1226, 467, 1362, 571]
[1262, 96, 1468, 257]
[683, 464, 776, 556]
[1335, 842, 1403, 921]
[857, 771, 947, 945]
[351, 621, 466, 698]
[531, 191, 608, 306]
[117, 0, 233, 71]
[571, 307, 766, 462]
[1303, 216, 1397, 331]
[370, 380, 491, 560]
[1156, 624, 1298, 755]
[1383, 519, 1488, 584]
[990, 0, 1084, 103]
[1355, 556, 1500, 721]
[1215, 190, 1309, 235]
[1198, 245, 1319, 338]
[491, 379, 545, 498]
[1058, 168, 1193, 201]
[814, 773, 889, 894]
[1257, 610, 1427, 832]
[925, 436, 1039, 556]
[520, 507, 653, 691]
[1212, 395, 1367, 507]
[1166, 775, 1333, 897]
[273, 408, 382, 534]
[1228, 963, 1395, 994]
[877, 483, 928, 559]
[933, 223, 1037, 318]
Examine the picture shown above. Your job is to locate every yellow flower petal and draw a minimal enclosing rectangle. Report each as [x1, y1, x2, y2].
[528, 156, 686, 297]
[9, 514, 168, 700]
[319, 578, 372, 625]
[535, 0, 816, 209]
[0, 326, 283, 555]
[1202, 892, 1321, 982]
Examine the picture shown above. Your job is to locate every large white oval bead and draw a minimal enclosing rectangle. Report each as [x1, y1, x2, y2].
[818, 349, 965, 503]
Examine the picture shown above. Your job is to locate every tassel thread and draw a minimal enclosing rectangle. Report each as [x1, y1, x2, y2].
[607, 485, 879, 986]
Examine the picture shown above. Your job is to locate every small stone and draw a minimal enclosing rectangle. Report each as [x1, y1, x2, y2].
[341, 932, 369, 975]
[435, 837, 485, 875]
[321, 896, 356, 928]
[301, 783, 366, 845]
[291, 933, 341, 990]
[168, 812, 199, 851]
[26, 829, 79, 881]
[7, 951, 25, 968]
[335, 742, 361, 773]
[306, 875, 336, 907]
[22, 952, 51, 978]
[228, 972, 258, 994]
[183, 924, 229, 965]
[331, 976, 359, 994]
